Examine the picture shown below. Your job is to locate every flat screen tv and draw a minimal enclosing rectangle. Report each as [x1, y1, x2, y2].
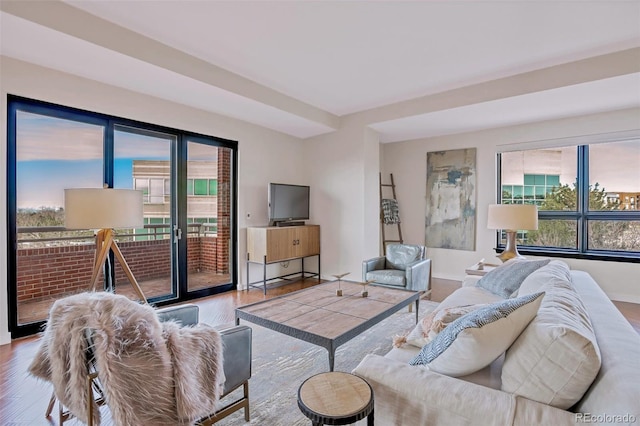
[268, 183, 310, 226]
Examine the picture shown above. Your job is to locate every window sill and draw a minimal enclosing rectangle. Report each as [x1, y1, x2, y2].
[494, 247, 640, 263]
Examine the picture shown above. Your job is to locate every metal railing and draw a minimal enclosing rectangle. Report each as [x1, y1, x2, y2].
[17, 223, 217, 245]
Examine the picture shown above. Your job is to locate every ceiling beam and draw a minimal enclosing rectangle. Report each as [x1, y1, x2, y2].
[0, 0, 340, 131]
[354, 47, 640, 125]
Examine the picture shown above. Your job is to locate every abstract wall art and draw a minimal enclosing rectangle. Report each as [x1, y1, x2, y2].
[425, 148, 477, 251]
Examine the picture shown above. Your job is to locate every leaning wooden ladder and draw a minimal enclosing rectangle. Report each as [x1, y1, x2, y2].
[380, 173, 403, 250]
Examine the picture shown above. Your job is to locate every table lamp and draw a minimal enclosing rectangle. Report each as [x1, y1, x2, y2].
[64, 187, 147, 303]
[487, 204, 538, 263]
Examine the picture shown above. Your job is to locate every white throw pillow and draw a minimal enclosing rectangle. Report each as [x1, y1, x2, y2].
[502, 274, 601, 409]
[409, 292, 544, 377]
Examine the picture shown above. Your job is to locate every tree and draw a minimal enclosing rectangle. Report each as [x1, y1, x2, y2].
[526, 182, 637, 250]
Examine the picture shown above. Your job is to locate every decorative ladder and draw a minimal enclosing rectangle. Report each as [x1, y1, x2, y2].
[380, 173, 403, 250]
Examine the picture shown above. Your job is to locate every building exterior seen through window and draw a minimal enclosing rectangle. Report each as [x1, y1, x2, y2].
[499, 140, 640, 256]
[133, 160, 219, 241]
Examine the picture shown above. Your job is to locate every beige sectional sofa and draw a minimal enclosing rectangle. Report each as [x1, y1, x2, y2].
[353, 260, 640, 425]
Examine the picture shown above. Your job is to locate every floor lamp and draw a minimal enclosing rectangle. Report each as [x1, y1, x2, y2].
[64, 187, 148, 303]
[47, 188, 147, 422]
[487, 204, 538, 263]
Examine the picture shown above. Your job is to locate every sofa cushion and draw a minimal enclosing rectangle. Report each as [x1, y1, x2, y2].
[476, 258, 550, 298]
[517, 259, 570, 296]
[409, 292, 544, 377]
[385, 244, 422, 271]
[502, 265, 601, 410]
[365, 270, 405, 287]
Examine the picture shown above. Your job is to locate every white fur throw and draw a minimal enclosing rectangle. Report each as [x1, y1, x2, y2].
[28, 292, 224, 425]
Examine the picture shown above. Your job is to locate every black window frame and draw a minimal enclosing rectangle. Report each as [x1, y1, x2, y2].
[496, 143, 640, 263]
[6, 94, 239, 338]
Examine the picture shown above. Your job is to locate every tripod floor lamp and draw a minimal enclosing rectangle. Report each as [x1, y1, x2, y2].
[64, 188, 148, 303]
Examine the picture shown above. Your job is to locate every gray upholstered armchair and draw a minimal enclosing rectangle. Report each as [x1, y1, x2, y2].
[362, 243, 431, 293]
[157, 304, 253, 425]
[37, 298, 252, 426]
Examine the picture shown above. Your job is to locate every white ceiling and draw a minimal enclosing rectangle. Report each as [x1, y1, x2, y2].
[2, 0, 640, 141]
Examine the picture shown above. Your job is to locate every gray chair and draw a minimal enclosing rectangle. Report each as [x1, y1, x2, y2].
[45, 303, 252, 425]
[157, 305, 252, 425]
[362, 243, 431, 293]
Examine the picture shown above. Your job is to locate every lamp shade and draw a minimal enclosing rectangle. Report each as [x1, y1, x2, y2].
[487, 204, 538, 231]
[64, 188, 144, 229]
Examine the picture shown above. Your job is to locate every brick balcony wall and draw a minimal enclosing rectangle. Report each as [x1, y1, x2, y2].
[17, 235, 220, 302]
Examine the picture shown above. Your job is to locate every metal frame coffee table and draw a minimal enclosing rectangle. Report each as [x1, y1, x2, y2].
[235, 281, 419, 371]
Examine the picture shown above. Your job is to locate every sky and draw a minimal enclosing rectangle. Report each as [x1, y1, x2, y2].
[16, 112, 170, 209]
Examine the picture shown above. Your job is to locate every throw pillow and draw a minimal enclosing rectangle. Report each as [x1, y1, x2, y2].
[409, 292, 544, 377]
[402, 304, 487, 348]
[501, 277, 601, 409]
[476, 259, 550, 298]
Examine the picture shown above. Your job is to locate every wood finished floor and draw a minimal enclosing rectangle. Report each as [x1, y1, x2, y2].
[1, 277, 639, 426]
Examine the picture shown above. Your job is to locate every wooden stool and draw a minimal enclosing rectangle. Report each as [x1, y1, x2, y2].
[298, 371, 374, 425]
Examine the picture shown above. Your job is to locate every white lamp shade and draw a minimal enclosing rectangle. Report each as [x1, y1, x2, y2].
[487, 204, 538, 231]
[64, 188, 144, 229]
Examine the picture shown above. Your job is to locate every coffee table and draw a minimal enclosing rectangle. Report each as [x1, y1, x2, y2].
[235, 281, 419, 371]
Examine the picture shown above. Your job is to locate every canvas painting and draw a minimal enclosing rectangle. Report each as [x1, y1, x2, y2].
[425, 148, 477, 251]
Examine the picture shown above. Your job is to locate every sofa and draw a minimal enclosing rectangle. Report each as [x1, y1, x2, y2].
[353, 260, 640, 425]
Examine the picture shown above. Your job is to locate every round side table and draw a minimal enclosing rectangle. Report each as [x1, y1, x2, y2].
[298, 371, 374, 426]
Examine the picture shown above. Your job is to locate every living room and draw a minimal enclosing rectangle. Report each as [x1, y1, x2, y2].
[1, 1, 640, 424]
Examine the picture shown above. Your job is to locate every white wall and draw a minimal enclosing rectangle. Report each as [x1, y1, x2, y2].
[0, 57, 308, 344]
[382, 107, 640, 303]
[304, 120, 380, 282]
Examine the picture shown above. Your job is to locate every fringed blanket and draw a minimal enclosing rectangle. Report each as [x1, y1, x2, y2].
[28, 292, 224, 426]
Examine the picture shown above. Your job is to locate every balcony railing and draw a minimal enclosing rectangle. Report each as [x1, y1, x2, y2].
[15, 223, 224, 305]
[17, 223, 216, 245]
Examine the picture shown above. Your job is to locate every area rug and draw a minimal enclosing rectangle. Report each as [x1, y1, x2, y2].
[217, 300, 439, 425]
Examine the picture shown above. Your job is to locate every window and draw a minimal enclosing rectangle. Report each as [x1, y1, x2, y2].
[498, 138, 640, 260]
[7, 95, 238, 338]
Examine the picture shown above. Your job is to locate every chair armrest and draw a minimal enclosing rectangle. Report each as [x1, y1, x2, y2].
[156, 304, 199, 326]
[216, 325, 252, 396]
[353, 354, 575, 426]
[405, 258, 431, 292]
[362, 256, 386, 280]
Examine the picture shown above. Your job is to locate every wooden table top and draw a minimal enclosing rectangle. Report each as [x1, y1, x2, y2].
[298, 372, 373, 418]
[236, 281, 418, 341]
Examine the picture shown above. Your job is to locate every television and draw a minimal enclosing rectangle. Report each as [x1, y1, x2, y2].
[268, 183, 310, 226]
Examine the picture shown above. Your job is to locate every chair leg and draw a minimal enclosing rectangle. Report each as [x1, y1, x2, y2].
[196, 380, 250, 425]
[45, 392, 56, 418]
[243, 381, 250, 422]
[87, 374, 94, 426]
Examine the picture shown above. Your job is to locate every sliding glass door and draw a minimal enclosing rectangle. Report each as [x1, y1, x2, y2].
[8, 96, 238, 338]
[114, 125, 178, 301]
[12, 109, 104, 328]
[182, 139, 235, 296]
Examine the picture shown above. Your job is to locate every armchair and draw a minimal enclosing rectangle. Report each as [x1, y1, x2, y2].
[362, 243, 431, 293]
[157, 305, 252, 425]
[31, 293, 252, 426]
